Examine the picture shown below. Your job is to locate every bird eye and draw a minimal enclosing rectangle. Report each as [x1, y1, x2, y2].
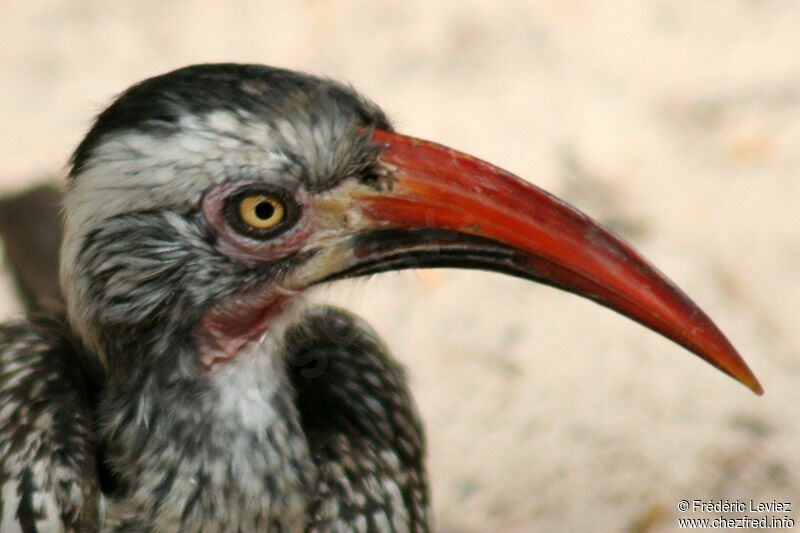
[238, 194, 285, 229]
[221, 185, 300, 239]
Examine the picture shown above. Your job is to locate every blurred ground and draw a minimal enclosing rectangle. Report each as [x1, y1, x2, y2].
[1, 1, 798, 531]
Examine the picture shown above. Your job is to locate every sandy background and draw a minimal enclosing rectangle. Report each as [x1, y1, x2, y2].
[1, 1, 798, 531]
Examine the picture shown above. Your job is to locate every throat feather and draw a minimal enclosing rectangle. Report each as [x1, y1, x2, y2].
[102, 327, 314, 531]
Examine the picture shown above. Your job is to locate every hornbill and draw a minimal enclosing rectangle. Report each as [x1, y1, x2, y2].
[0, 64, 761, 532]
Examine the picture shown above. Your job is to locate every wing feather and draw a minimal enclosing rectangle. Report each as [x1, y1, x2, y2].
[286, 306, 430, 532]
[0, 317, 101, 532]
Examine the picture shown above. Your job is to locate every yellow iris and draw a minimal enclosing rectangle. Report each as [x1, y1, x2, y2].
[238, 194, 285, 229]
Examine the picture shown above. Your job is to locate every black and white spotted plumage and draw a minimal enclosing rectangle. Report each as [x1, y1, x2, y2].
[0, 64, 431, 532]
[287, 307, 429, 531]
[0, 316, 101, 531]
[0, 307, 429, 532]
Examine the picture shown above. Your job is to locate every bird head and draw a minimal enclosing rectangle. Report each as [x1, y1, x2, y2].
[60, 64, 761, 393]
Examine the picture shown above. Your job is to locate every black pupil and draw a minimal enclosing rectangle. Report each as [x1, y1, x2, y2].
[255, 201, 275, 220]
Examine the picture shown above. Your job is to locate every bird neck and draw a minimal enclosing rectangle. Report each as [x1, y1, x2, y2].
[97, 309, 315, 530]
